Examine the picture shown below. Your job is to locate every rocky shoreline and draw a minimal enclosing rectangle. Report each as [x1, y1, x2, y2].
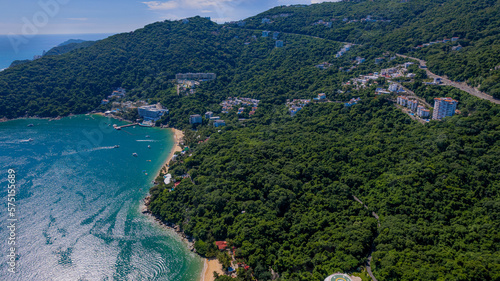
[141, 195, 196, 252]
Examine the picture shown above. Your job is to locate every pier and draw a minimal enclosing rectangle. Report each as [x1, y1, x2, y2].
[114, 123, 138, 130]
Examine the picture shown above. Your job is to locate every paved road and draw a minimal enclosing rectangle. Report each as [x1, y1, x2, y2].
[235, 26, 354, 45]
[395, 82, 432, 108]
[396, 54, 500, 104]
[366, 254, 378, 281]
[352, 195, 379, 281]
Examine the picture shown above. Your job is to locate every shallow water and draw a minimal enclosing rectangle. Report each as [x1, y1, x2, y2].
[0, 115, 202, 280]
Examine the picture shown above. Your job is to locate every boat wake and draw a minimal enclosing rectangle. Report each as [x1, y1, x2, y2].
[61, 146, 116, 156]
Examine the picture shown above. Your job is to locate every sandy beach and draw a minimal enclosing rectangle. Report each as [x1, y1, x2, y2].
[159, 128, 184, 174]
[201, 258, 225, 281]
[150, 127, 225, 281]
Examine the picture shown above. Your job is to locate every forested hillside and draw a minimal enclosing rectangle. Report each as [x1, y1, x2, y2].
[2, 0, 499, 120]
[150, 90, 500, 280]
[0, 17, 233, 118]
[242, 0, 500, 97]
[2, 0, 500, 280]
[43, 40, 96, 56]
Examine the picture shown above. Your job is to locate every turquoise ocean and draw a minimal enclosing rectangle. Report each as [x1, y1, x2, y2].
[0, 115, 203, 280]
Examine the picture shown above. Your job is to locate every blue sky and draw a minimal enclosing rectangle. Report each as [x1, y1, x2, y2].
[0, 0, 339, 35]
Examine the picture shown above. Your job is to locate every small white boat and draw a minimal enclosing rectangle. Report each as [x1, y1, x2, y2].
[145, 135, 150, 138]
[114, 145, 120, 148]
[132, 153, 138, 157]
[148, 145, 151, 149]
[27, 124, 34, 127]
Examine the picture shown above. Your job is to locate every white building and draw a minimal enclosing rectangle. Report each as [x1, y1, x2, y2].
[407, 99, 418, 112]
[397, 96, 407, 106]
[138, 104, 168, 121]
[388, 83, 399, 92]
[417, 105, 430, 118]
[433, 97, 458, 120]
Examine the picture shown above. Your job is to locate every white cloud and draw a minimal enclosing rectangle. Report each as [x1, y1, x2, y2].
[142, 1, 179, 10]
[143, 0, 237, 10]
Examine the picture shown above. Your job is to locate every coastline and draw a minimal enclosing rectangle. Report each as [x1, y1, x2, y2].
[158, 128, 184, 175]
[202, 258, 225, 281]
[142, 127, 224, 281]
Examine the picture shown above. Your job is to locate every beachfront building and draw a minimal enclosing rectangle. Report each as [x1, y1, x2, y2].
[433, 97, 458, 120]
[417, 105, 430, 118]
[262, 30, 270, 37]
[189, 114, 202, 124]
[138, 104, 168, 121]
[205, 111, 213, 119]
[175, 73, 216, 81]
[276, 40, 284, 48]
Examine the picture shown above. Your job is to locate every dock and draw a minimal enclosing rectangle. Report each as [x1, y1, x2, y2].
[114, 123, 138, 130]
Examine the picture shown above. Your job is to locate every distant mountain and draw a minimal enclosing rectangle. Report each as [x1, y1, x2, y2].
[43, 40, 95, 56]
[57, 39, 88, 46]
[9, 59, 31, 68]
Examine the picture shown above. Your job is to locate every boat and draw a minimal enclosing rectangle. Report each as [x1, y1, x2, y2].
[132, 153, 138, 157]
[27, 124, 34, 127]
[114, 145, 120, 148]
[145, 135, 150, 138]
[148, 145, 151, 148]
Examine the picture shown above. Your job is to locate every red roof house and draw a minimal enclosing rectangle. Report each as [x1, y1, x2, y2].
[215, 241, 228, 250]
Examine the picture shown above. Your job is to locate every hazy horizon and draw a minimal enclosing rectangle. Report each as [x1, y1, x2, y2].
[0, 0, 340, 35]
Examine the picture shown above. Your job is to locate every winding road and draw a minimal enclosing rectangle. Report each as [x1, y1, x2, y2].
[396, 54, 500, 104]
[352, 195, 379, 281]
